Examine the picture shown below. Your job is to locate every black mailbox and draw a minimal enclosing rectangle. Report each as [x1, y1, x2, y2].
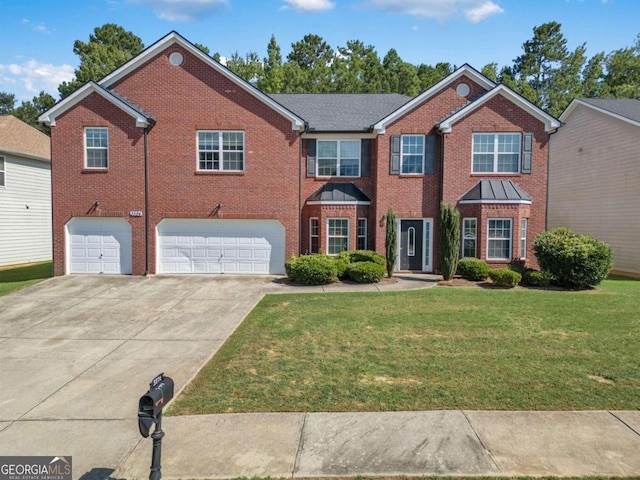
[138, 373, 174, 438]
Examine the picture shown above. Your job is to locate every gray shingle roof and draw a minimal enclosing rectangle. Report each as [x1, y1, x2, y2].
[307, 182, 371, 204]
[459, 180, 532, 203]
[578, 98, 640, 124]
[269, 93, 411, 132]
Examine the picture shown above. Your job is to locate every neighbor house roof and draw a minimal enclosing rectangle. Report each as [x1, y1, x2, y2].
[560, 98, 640, 127]
[270, 93, 411, 132]
[307, 182, 371, 205]
[0, 115, 50, 161]
[459, 180, 532, 204]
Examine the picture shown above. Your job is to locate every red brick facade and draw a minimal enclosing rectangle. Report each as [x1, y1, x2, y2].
[45, 33, 557, 276]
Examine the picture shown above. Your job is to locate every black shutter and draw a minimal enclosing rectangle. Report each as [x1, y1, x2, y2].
[425, 135, 436, 175]
[390, 135, 401, 174]
[306, 139, 316, 178]
[521, 133, 533, 174]
[361, 139, 371, 177]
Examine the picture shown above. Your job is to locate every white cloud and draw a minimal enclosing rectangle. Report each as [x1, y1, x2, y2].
[129, 0, 229, 22]
[282, 0, 336, 12]
[21, 18, 52, 34]
[0, 60, 74, 100]
[359, 0, 504, 22]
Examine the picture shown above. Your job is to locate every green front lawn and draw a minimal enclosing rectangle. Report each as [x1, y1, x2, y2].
[0, 261, 52, 296]
[170, 277, 640, 415]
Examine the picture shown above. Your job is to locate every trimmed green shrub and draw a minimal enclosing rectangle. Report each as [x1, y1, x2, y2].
[347, 250, 386, 267]
[533, 227, 613, 289]
[385, 208, 397, 278]
[438, 203, 460, 280]
[521, 268, 552, 287]
[346, 261, 385, 283]
[333, 252, 351, 280]
[488, 268, 521, 288]
[285, 254, 338, 285]
[457, 258, 490, 281]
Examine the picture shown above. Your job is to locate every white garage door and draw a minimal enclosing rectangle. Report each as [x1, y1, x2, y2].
[67, 217, 132, 274]
[157, 219, 286, 275]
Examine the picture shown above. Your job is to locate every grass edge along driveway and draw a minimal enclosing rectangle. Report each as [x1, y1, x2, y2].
[170, 277, 640, 414]
[0, 261, 52, 296]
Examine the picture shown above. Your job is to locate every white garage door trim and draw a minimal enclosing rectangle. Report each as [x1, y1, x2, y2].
[157, 219, 286, 275]
[66, 217, 133, 274]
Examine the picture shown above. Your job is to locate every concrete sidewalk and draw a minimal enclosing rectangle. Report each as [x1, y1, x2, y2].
[117, 410, 640, 478]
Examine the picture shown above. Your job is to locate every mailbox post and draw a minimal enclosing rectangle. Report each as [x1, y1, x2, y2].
[138, 373, 174, 480]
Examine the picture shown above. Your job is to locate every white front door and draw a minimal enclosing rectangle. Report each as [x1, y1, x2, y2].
[157, 219, 286, 275]
[67, 217, 132, 274]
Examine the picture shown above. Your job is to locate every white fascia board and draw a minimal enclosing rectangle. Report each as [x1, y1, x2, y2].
[100, 31, 305, 131]
[458, 199, 532, 205]
[0, 149, 50, 163]
[38, 82, 150, 127]
[438, 85, 561, 133]
[373, 65, 496, 134]
[306, 201, 371, 206]
[560, 99, 640, 128]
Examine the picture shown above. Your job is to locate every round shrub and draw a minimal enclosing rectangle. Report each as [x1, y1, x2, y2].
[333, 252, 351, 280]
[457, 258, 490, 281]
[521, 268, 552, 287]
[285, 254, 338, 285]
[533, 227, 612, 289]
[488, 267, 521, 288]
[346, 261, 385, 283]
[347, 250, 386, 267]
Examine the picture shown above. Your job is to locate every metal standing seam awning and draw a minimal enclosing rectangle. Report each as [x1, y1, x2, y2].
[459, 180, 532, 204]
[306, 182, 372, 205]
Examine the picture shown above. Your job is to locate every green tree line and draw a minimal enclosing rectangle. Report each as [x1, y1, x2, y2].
[3, 21, 639, 134]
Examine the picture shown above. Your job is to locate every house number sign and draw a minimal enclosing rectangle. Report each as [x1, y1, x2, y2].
[130, 211, 143, 217]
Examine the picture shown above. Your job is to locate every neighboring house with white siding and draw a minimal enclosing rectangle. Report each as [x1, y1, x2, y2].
[548, 98, 640, 276]
[0, 115, 51, 266]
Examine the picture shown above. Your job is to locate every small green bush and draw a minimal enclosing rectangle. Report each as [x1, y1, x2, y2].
[533, 227, 613, 289]
[333, 252, 351, 279]
[346, 261, 385, 283]
[521, 269, 552, 287]
[488, 268, 521, 288]
[457, 258, 490, 281]
[347, 250, 386, 267]
[285, 255, 338, 285]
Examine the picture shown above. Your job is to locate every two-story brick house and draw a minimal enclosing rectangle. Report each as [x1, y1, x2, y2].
[40, 32, 560, 276]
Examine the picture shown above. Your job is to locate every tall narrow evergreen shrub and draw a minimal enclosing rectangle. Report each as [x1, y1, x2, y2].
[438, 203, 460, 280]
[385, 208, 397, 278]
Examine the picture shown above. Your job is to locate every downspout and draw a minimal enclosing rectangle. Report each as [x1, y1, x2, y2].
[298, 123, 308, 255]
[545, 126, 560, 232]
[143, 120, 155, 276]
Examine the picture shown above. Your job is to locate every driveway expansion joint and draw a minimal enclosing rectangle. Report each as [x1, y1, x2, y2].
[609, 410, 640, 437]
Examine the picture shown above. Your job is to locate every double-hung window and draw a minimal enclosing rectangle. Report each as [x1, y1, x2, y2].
[357, 218, 367, 250]
[85, 127, 108, 169]
[462, 218, 477, 258]
[487, 219, 512, 260]
[198, 131, 244, 172]
[317, 140, 360, 177]
[520, 218, 528, 259]
[472, 133, 520, 173]
[0, 156, 5, 186]
[310, 218, 319, 254]
[401, 135, 424, 174]
[327, 218, 349, 255]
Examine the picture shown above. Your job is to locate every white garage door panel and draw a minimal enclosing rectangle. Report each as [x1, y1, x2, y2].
[157, 219, 285, 275]
[67, 218, 132, 274]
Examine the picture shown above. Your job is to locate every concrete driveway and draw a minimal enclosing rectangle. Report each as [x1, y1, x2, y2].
[0, 274, 277, 480]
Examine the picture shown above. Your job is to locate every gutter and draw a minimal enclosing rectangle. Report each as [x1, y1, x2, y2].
[143, 119, 156, 276]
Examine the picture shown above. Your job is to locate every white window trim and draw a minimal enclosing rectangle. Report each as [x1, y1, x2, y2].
[486, 218, 512, 261]
[357, 217, 367, 250]
[401, 134, 425, 175]
[407, 227, 416, 256]
[316, 139, 361, 178]
[462, 217, 477, 258]
[327, 218, 349, 255]
[471, 133, 521, 174]
[197, 130, 245, 172]
[0, 156, 5, 187]
[310, 217, 319, 254]
[84, 127, 109, 169]
[520, 218, 528, 260]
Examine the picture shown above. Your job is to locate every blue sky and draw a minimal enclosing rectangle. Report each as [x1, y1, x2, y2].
[1, 0, 638, 101]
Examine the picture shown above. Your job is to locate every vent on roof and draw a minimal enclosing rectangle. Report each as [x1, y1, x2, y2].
[169, 52, 183, 66]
